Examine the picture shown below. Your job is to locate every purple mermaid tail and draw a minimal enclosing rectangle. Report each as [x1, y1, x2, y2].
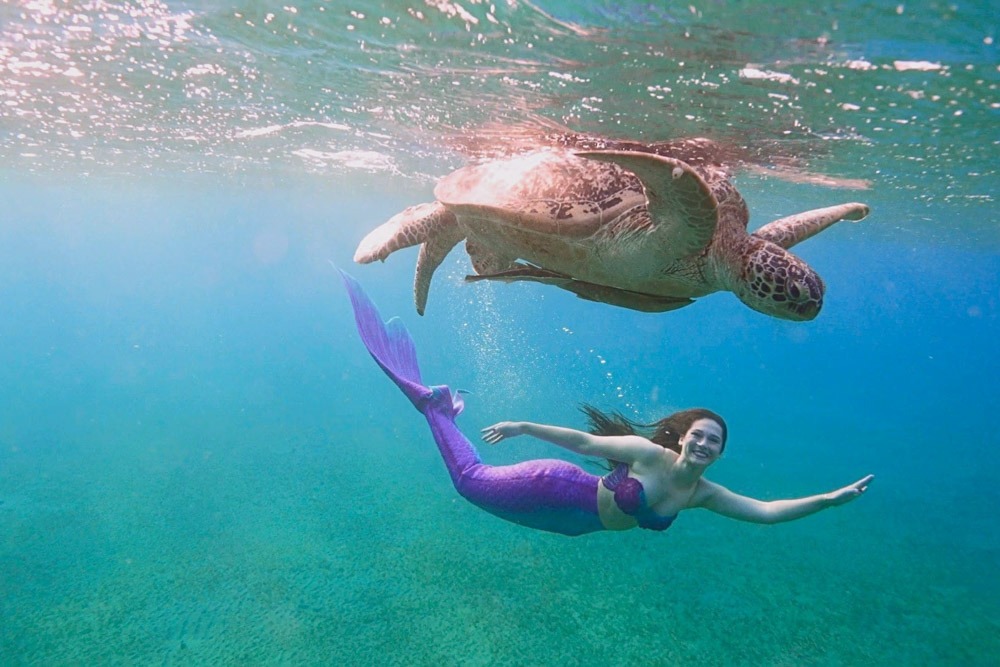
[341, 270, 605, 536]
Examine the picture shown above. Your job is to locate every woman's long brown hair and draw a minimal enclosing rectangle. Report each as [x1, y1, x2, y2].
[580, 404, 728, 468]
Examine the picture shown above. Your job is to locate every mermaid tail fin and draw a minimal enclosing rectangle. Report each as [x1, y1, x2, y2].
[340, 269, 426, 405]
[340, 269, 463, 416]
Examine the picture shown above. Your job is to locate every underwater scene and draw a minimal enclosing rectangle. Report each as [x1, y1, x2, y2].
[1, 1, 998, 664]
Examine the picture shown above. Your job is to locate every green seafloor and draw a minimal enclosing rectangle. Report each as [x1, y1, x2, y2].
[2, 175, 997, 665]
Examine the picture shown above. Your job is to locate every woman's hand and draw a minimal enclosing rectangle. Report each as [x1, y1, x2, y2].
[481, 422, 524, 445]
[827, 474, 875, 506]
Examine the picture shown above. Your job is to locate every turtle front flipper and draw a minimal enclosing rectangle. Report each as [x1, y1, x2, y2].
[467, 266, 694, 313]
[354, 201, 465, 315]
[752, 202, 869, 249]
[575, 150, 719, 258]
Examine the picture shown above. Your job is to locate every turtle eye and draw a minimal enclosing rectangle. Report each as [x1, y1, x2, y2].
[788, 281, 802, 300]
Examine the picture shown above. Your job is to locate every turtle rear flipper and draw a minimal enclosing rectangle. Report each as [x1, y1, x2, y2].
[354, 201, 465, 315]
[467, 267, 694, 313]
[414, 219, 465, 315]
[354, 202, 459, 263]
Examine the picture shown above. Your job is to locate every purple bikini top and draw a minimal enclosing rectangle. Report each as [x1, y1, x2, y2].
[603, 463, 677, 532]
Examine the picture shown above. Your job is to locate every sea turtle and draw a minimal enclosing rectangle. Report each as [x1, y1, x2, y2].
[354, 139, 869, 321]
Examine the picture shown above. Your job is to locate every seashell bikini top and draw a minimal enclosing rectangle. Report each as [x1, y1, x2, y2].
[602, 463, 677, 531]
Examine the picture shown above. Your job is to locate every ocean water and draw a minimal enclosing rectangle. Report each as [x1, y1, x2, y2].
[1, 1, 998, 665]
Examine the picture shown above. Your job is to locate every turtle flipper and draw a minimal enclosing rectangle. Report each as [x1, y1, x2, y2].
[752, 202, 870, 249]
[354, 202, 459, 263]
[414, 217, 465, 315]
[354, 202, 465, 315]
[559, 281, 694, 313]
[575, 150, 719, 258]
[466, 266, 694, 313]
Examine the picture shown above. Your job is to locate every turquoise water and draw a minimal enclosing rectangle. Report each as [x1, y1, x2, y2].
[2, 1, 998, 665]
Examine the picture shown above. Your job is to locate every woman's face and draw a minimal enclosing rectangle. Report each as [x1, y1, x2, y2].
[679, 418, 725, 467]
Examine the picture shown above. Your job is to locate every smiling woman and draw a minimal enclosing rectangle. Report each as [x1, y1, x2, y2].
[344, 269, 873, 537]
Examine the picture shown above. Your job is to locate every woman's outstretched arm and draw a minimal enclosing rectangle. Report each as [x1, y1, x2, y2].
[481, 421, 662, 466]
[693, 474, 874, 524]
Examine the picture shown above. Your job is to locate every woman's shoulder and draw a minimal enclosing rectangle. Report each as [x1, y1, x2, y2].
[687, 477, 726, 508]
[627, 437, 677, 469]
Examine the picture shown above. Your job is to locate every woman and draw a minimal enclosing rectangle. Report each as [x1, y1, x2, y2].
[482, 408, 872, 532]
[342, 271, 873, 537]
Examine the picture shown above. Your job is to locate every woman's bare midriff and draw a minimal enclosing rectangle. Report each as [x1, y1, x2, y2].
[597, 480, 639, 531]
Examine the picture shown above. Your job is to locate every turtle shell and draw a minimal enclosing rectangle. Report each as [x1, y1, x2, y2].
[433, 150, 649, 239]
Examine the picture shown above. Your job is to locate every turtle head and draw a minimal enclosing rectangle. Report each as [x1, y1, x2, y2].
[735, 240, 825, 321]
